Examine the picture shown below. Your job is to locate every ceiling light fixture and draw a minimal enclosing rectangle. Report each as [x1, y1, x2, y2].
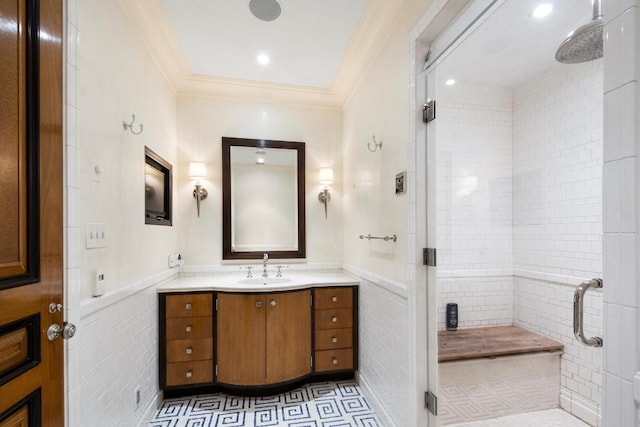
[445, 79, 456, 86]
[533, 3, 553, 18]
[257, 53, 270, 65]
[249, 0, 282, 22]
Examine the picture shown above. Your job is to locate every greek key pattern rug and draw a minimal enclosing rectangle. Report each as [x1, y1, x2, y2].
[149, 381, 381, 427]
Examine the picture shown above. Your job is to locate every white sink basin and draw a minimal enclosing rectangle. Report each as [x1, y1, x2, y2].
[237, 277, 292, 285]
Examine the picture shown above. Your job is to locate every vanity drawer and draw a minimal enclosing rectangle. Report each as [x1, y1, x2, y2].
[166, 338, 213, 363]
[166, 294, 212, 318]
[166, 360, 213, 386]
[314, 288, 353, 309]
[315, 308, 353, 330]
[314, 349, 353, 372]
[315, 328, 352, 351]
[166, 317, 213, 340]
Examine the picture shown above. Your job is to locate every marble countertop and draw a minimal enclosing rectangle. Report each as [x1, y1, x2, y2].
[157, 271, 359, 293]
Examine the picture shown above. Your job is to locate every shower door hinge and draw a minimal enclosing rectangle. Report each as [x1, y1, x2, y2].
[425, 391, 438, 415]
[423, 248, 437, 266]
[423, 100, 436, 123]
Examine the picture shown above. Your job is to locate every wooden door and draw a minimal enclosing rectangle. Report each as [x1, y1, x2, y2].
[266, 290, 311, 383]
[0, 0, 64, 425]
[216, 294, 266, 385]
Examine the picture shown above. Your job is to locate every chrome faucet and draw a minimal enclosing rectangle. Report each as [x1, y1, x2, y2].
[262, 253, 269, 278]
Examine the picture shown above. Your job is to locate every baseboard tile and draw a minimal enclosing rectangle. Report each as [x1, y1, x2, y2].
[358, 372, 396, 427]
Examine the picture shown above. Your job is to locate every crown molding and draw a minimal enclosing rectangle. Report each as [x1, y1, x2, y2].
[120, 0, 410, 109]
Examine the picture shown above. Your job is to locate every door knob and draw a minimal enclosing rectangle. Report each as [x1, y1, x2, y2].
[270, 300, 276, 307]
[47, 322, 76, 341]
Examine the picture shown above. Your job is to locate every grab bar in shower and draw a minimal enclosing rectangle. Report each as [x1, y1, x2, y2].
[573, 278, 603, 347]
[359, 234, 397, 242]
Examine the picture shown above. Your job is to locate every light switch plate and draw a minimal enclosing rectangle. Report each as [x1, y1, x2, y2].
[86, 223, 107, 248]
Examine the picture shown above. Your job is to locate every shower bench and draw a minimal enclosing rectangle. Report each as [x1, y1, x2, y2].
[437, 325, 564, 425]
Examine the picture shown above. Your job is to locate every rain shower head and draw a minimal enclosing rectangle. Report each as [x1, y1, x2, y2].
[555, 0, 603, 64]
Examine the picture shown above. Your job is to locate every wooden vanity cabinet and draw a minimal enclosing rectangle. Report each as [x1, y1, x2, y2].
[217, 290, 312, 386]
[159, 285, 357, 396]
[313, 287, 357, 373]
[159, 293, 214, 389]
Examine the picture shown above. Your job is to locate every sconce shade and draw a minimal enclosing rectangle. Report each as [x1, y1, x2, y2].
[319, 167, 334, 185]
[189, 162, 207, 180]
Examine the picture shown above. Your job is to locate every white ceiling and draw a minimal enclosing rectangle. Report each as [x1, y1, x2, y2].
[160, 0, 368, 88]
[436, 0, 595, 89]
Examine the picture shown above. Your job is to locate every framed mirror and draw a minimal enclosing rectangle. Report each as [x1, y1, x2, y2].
[222, 137, 306, 260]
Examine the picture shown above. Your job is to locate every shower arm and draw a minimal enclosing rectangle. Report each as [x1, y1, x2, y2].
[573, 278, 603, 347]
[592, 0, 602, 20]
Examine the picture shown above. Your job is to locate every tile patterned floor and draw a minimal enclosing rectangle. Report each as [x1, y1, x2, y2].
[446, 408, 591, 426]
[149, 381, 381, 427]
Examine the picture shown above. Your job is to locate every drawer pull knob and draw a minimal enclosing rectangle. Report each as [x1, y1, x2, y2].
[186, 370, 193, 378]
[185, 325, 192, 333]
[186, 347, 193, 355]
[332, 296, 337, 302]
[332, 358, 338, 365]
[332, 337, 338, 343]
[331, 316, 337, 323]
[185, 303, 192, 310]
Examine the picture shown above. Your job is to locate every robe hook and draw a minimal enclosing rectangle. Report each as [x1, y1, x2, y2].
[123, 114, 144, 135]
[368, 135, 382, 152]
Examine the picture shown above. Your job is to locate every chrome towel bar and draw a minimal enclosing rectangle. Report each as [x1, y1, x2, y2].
[573, 278, 603, 347]
[359, 234, 397, 242]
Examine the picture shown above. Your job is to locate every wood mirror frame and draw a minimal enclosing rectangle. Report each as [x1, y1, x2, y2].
[222, 137, 306, 260]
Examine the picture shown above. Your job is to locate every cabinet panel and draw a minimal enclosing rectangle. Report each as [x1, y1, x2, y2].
[217, 294, 266, 385]
[314, 349, 353, 372]
[315, 328, 352, 351]
[166, 294, 212, 318]
[314, 288, 353, 309]
[166, 360, 213, 386]
[166, 316, 212, 340]
[266, 290, 311, 383]
[166, 338, 213, 363]
[315, 308, 353, 330]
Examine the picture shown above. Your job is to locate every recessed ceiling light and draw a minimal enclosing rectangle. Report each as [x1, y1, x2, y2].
[257, 53, 270, 65]
[533, 3, 553, 18]
[445, 79, 456, 86]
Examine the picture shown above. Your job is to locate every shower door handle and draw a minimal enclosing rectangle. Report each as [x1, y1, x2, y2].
[573, 278, 603, 347]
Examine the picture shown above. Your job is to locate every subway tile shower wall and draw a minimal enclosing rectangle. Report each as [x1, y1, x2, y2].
[514, 61, 604, 425]
[436, 86, 514, 329]
[436, 59, 604, 423]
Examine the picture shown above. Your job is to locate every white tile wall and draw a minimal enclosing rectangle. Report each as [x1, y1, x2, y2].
[75, 272, 174, 427]
[602, 1, 640, 426]
[512, 61, 604, 425]
[348, 270, 410, 427]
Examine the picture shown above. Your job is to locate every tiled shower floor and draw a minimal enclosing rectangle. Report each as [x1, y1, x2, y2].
[447, 408, 591, 426]
[149, 381, 381, 427]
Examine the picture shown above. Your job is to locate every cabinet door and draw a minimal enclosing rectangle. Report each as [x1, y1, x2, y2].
[266, 290, 311, 383]
[217, 294, 266, 385]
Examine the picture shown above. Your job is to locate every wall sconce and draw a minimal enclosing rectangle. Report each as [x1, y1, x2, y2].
[318, 167, 334, 219]
[189, 162, 208, 217]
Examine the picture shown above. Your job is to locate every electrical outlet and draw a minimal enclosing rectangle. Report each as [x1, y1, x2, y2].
[134, 385, 141, 409]
[168, 253, 182, 268]
[86, 223, 107, 249]
[93, 269, 106, 297]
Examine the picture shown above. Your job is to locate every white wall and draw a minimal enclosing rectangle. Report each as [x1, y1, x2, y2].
[342, 1, 431, 425]
[66, 0, 178, 425]
[176, 96, 343, 267]
[512, 61, 604, 426]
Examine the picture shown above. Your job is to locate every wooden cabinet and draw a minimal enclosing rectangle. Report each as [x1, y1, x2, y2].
[159, 285, 357, 397]
[313, 287, 356, 373]
[217, 290, 311, 386]
[160, 293, 214, 388]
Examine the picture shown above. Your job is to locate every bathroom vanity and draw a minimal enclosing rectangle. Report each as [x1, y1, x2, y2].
[157, 274, 358, 397]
